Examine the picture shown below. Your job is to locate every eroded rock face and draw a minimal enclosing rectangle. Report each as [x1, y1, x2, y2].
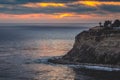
[62, 30, 120, 65]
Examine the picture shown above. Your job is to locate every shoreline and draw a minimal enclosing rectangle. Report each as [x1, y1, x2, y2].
[47, 57, 120, 71]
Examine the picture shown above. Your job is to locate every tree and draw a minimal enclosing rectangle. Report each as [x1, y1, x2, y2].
[112, 19, 120, 27]
[99, 22, 102, 27]
[104, 20, 112, 29]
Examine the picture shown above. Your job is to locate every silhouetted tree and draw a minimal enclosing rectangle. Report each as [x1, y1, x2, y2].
[104, 20, 112, 29]
[112, 19, 120, 27]
[99, 22, 102, 27]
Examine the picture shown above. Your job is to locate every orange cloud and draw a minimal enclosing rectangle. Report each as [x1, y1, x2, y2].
[0, 13, 90, 21]
[80, 1, 100, 7]
[1, 13, 120, 23]
[55, 13, 75, 18]
[39, 3, 66, 7]
[0, 13, 42, 19]
[22, 2, 66, 8]
[75, 1, 120, 7]
[0, 13, 114, 20]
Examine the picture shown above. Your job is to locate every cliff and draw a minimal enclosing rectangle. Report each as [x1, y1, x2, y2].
[49, 28, 120, 66]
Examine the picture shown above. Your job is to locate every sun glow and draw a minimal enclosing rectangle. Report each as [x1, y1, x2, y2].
[39, 3, 66, 7]
[55, 13, 74, 18]
[80, 1, 100, 7]
[77, 1, 120, 7]
[22, 2, 66, 8]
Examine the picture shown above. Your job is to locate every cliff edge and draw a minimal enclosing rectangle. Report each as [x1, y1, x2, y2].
[49, 26, 120, 66]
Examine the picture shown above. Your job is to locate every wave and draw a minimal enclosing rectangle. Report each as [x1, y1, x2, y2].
[27, 57, 120, 72]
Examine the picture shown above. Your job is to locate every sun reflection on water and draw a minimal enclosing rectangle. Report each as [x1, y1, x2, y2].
[21, 39, 75, 80]
[20, 39, 73, 59]
[24, 64, 75, 80]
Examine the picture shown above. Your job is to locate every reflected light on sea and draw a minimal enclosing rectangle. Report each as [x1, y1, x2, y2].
[19, 39, 74, 59]
[23, 64, 75, 80]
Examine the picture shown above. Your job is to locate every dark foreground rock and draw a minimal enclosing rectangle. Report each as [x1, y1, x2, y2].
[73, 68, 120, 80]
[49, 28, 120, 66]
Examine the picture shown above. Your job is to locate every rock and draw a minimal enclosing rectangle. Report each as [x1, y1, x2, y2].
[49, 28, 120, 66]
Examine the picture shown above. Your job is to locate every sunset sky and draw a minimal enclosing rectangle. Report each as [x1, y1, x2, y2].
[0, 0, 120, 23]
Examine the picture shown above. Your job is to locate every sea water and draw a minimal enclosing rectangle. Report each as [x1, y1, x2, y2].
[0, 23, 119, 80]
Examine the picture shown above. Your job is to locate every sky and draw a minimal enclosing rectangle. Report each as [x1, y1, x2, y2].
[0, 0, 120, 23]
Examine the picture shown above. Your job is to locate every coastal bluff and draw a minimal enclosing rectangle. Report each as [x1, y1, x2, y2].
[62, 29, 120, 65]
[49, 20, 120, 66]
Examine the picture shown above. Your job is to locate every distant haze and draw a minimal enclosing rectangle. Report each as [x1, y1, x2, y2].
[0, 23, 97, 28]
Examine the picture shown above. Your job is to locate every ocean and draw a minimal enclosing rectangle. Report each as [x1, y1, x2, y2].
[0, 23, 119, 80]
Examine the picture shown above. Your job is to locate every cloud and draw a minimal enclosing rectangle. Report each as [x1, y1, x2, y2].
[21, 2, 67, 8]
[100, 5, 120, 13]
[0, 0, 120, 16]
[0, 0, 78, 4]
[0, 0, 119, 4]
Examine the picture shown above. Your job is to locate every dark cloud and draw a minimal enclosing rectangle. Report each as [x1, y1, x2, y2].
[0, 0, 79, 4]
[100, 5, 120, 13]
[0, 0, 120, 15]
[0, 4, 97, 14]
[0, 0, 120, 4]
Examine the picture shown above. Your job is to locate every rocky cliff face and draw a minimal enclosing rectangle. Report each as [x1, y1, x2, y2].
[61, 29, 120, 65]
[48, 28, 120, 65]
